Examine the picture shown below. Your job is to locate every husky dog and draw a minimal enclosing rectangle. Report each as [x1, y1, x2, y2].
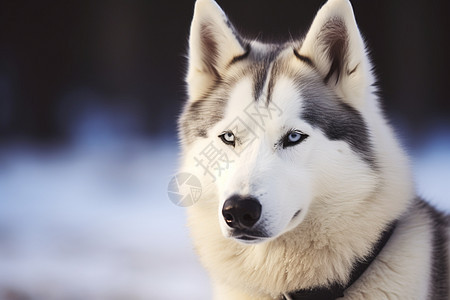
[177, 0, 449, 298]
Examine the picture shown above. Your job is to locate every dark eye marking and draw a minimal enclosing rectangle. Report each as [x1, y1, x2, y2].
[281, 130, 309, 149]
[218, 131, 236, 147]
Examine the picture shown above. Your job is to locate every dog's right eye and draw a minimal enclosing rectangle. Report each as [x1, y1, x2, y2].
[281, 130, 308, 148]
[219, 131, 235, 147]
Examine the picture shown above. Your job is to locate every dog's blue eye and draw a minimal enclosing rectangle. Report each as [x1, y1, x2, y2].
[219, 131, 235, 146]
[282, 130, 308, 148]
[288, 132, 301, 142]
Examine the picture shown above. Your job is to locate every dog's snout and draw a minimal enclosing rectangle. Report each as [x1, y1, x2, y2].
[222, 195, 262, 229]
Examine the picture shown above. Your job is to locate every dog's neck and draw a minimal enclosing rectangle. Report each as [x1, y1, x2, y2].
[281, 220, 398, 300]
[188, 195, 401, 298]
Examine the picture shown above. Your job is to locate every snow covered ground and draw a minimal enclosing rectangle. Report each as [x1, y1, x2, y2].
[0, 139, 211, 300]
[0, 127, 449, 300]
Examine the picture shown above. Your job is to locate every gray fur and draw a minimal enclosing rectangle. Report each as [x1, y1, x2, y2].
[318, 18, 349, 84]
[250, 46, 284, 101]
[417, 199, 449, 299]
[296, 74, 376, 167]
[179, 85, 228, 145]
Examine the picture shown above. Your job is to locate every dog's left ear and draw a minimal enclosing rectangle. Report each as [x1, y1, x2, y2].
[298, 0, 373, 107]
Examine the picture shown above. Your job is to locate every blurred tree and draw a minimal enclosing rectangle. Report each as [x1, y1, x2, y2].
[0, 0, 448, 142]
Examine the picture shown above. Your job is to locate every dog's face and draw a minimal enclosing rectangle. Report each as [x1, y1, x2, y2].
[179, 0, 379, 244]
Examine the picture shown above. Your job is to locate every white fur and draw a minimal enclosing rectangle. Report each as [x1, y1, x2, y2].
[179, 0, 447, 299]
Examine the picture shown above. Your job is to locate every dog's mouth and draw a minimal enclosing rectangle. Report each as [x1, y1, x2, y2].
[230, 229, 269, 244]
[234, 235, 268, 244]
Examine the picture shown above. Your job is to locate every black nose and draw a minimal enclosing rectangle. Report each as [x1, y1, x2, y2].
[222, 195, 262, 229]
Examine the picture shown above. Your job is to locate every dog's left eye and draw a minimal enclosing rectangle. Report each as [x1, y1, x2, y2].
[282, 130, 308, 148]
[219, 131, 235, 147]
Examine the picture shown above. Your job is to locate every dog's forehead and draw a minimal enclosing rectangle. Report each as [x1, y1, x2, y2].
[226, 73, 302, 117]
[220, 76, 297, 139]
[230, 44, 301, 100]
[223, 47, 316, 123]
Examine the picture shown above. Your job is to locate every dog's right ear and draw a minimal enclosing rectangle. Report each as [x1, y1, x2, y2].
[297, 0, 373, 108]
[186, 0, 248, 101]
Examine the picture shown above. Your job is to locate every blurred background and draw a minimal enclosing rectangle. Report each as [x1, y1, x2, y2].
[0, 0, 449, 299]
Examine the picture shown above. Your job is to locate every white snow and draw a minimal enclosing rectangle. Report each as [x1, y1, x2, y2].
[0, 127, 448, 299]
[0, 139, 211, 300]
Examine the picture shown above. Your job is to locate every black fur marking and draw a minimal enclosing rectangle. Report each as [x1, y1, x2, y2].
[266, 60, 279, 106]
[292, 210, 301, 219]
[253, 64, 270, 101]
[348, 64, 359, 76]
[319, 18, 348, 85]
[229, 43, 251, 66]
[225, 18, 246, 47]
[293, 49, 314, 68]
[252, 47, 283, 101]
[418, 199, 449, 299]
[298, 78, 376, 167]
[431, 216, 449, 299]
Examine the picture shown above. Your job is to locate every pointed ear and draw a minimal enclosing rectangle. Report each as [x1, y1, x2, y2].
[298, 0, 373, 106]
[186, 0, 248, 101]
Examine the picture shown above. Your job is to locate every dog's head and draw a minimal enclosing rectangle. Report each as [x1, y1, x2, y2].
[179, 0, 391, 244]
